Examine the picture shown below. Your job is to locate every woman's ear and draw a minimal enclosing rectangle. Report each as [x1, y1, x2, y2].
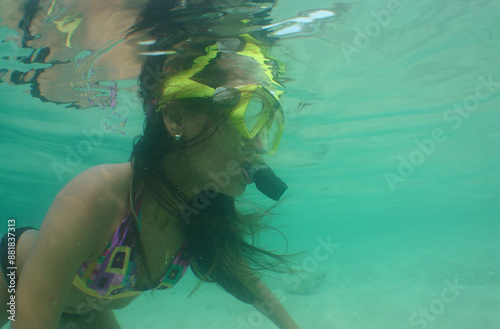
[161, 103, 211, 141]
[162, 107, 183, 139]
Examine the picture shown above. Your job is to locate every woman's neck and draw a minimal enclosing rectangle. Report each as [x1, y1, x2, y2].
[160, 151, 206, 199]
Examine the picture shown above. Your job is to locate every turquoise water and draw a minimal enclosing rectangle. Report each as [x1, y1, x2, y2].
[1, 0, 499, 328]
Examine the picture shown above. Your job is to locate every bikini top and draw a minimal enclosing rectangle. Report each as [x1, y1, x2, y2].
[72, 200, 191, 299]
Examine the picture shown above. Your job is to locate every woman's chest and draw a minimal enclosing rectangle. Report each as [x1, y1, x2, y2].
[68, 199, 188, 306]
[133, 204, 187, 288]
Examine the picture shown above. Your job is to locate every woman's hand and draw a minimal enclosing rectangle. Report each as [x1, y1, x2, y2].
[241, 275, 302, 329]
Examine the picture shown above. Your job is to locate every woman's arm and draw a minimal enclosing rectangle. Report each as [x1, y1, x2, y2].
[244, 275, 302, 329]
[13, 165, 130, 329]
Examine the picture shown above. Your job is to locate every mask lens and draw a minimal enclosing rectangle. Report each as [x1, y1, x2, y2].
[247, 114, 283, 154]
[266, 108, 284, 154]
[253, 126, 269, 154]
[229, 85, 284, 154]
[244, 96, 266, 137]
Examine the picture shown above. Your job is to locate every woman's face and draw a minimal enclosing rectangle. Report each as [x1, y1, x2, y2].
[177, 113, 257, 198]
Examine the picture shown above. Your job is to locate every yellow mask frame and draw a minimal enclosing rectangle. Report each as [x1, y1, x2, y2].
[157, 35, 285, 154]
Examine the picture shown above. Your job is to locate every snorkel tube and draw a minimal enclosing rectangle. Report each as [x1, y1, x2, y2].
[244, 163, 288, 201]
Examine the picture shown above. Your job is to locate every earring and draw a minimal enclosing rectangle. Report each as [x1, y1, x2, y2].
[175, 134, 182, 142]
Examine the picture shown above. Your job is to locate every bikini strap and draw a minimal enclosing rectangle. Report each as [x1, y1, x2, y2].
[129, 176, 144, 233]
[132, 198, 143, 233]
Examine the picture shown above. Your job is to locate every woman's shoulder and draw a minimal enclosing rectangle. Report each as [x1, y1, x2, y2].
[34, 163, 134, 266]
[80, 162, 133, 183]
[54, 163, 134, 223]
[66, 163, 133, 200]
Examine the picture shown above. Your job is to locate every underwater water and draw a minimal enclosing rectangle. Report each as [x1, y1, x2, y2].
[1, 0, 499, 328]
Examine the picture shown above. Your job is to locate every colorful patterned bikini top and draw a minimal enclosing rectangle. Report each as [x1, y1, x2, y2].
[72, 200, 191, 299]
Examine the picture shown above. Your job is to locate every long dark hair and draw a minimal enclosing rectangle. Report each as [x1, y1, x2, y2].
[128, 1, 291, 304]
[130, 89, 291, 304]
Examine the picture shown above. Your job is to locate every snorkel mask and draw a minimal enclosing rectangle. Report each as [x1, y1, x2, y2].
[213, 84, 284, 155]
[158, 35, 288, 200]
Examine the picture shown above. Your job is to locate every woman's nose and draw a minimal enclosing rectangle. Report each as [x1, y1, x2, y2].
[239, 125, 270, 153]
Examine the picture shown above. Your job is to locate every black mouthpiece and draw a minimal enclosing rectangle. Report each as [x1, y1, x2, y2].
[245, 164, 288, 201]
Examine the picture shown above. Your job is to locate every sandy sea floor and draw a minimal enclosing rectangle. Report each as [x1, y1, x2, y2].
[116, 221, 500, 329]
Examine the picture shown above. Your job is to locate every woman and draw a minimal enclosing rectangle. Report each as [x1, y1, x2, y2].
[0, 2, 301, 328]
